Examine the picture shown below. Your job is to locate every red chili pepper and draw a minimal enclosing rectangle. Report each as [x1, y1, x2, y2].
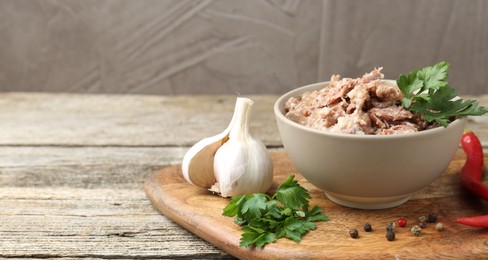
[461, 130, 484, 181]
[460, 129, 487, 200]
[457, 130, 488, 228]
[457, 215, 488, 228]
[460, 173, 488, 201]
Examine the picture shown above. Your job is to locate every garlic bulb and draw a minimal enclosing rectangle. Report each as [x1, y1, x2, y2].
[181, 97, 273, 197]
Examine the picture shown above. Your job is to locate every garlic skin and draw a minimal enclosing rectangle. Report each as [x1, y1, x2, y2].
[181, 97, 273, 197]
[211, 98, 273, 197]
[181, 135, 224, 187]
[181, 101, 237, 187]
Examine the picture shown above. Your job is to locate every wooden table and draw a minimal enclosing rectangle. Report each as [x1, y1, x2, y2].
[1, 92, 487, 259]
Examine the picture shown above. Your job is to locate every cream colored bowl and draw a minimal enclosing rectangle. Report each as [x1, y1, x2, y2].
[274, 81, 466, 209]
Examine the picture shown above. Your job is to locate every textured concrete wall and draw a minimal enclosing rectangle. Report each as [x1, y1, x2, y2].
[0, 0, 486, 95]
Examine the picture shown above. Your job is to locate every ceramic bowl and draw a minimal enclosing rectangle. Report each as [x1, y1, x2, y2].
[274, 81, 466, 209]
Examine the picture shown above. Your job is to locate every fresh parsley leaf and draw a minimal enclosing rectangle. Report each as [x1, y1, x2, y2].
[294, 210, 306, 218]
[241, 193, 268, 220]
[306, 205, 330, 222]
[415, 92, 487, 127]
[282, 217, 316, 242]
[274, 175, 311, 211]
[281, 207, 292, 216]
[223, 175, 328, 248]
[222, 195, 246, 217]
[265, 200, 282, 219]
[234, 216, 247, 226]
[417, 61, 450, 90]
[397, 61, 487, 126]
[239, 225, 276, 248]
[255, 217, 281, 230]
[254, 232, 276, 248]
[397, 69, 423, 105]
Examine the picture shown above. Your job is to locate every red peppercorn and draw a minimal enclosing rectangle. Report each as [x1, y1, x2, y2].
[397, 217, 407, 227]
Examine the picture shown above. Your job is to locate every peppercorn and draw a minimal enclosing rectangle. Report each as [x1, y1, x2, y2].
[435, 223, 444, 231]
[397, 217, 407, 227]
[410, 225, 422, 236]
[419, 221, 427, 229]
[427, 213, 438, 223]
[386, 230, 395, 241]
[418, 215, 427, 222]
[386, 222, 396, 233]
[363, 223, 373, 232]
[349, 229, 359, 238]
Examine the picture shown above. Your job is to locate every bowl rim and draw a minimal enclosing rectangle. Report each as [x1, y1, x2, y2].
[274, 80, 467, 140]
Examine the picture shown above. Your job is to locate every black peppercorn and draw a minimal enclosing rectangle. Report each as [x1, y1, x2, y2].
[349, 229, 359, 238]
[386, 222, 396, 232]
[363, 223, 373, 232]
[386, 230, 395, 241]
[419, 221, 427, 229]
[427, 213, 438, 223]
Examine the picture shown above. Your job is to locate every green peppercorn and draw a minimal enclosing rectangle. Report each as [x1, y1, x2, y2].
[410, 225, 422, 236]
[418, 215, 427, 222]
[349, 229, 359, 238]
[419, 221, 427, 229]
[427, 213, 438, 223]
[435, 222, 444, 231]
[386, 230, 395, 241]
[363, 223, 373, 232]
[386, 222, 396, 232]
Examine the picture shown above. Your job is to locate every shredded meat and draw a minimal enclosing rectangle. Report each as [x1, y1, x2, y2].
[284, 68, 436, 135]
[377, 124, 418, 135]
[375, 81, 403, 101]
[368, 107, 413, 123]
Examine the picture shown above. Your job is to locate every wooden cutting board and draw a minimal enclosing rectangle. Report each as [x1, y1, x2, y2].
[144, 151, 488, 259]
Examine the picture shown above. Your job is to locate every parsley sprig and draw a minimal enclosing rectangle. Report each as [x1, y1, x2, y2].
[397, 61, 487, 127]
[223, 175, 328, 248]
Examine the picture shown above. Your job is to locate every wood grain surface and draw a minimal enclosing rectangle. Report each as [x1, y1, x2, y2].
[145, 151, 488, 260]
[1, 93, 487, 259]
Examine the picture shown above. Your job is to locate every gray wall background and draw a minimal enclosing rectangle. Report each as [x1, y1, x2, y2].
[0, 0, 486, 95]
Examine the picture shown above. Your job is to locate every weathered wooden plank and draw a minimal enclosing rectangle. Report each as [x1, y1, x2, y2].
[0, 92, 280, 147]
[0, 187, 234, 259]
[0, 146, 209, 258]
[0, 146, 286, 258]
[0, 93, 487, 147]
[0, 146, 283, 188]
[0, 147, 178, 189]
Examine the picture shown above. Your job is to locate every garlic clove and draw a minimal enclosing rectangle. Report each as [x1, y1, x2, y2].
[211, 98, 273, 197]
[212, 137, 273, 197]
[181, 134, 227, 187]
[181, 99, 238, 187]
